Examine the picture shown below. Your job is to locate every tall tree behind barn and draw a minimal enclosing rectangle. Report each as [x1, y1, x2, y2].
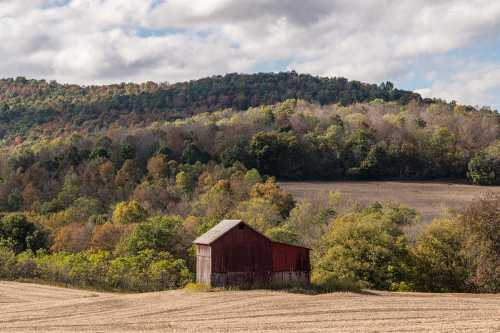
[193, 220, 310, 287]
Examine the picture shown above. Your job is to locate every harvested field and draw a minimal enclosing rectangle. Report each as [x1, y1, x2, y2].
[280, 181, 500, 223]
[0, 282, 499, 332]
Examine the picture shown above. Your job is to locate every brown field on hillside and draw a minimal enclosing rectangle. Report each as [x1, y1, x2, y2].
[280, 181, 500, 223]
[0, 282, 499, 332]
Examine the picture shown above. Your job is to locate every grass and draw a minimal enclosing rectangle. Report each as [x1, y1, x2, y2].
[183, 277, 361, 295]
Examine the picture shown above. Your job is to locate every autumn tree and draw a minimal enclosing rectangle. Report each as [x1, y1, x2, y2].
[112, 200, 148, 224]
[51, 223, 93, 253]
[147, 155, 169, 180]
[90, 223, 130, 251]
[115, 159, 142, 196]
[250, 178, 295, 218]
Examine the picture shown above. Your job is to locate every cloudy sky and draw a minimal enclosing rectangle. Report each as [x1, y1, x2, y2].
[1, 0, 500, 109]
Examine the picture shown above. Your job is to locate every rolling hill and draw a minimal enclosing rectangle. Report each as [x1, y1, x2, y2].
[0, 72, 420, 140]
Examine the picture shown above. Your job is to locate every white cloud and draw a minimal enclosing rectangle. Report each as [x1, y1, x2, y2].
[416, 64, 500, 108]
[0, 0, 499, 108]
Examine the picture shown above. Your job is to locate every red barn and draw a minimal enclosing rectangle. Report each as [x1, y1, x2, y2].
[193, 220, 310, 287]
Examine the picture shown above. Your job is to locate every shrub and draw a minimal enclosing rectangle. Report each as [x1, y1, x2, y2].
[460, 194, 500, 292]
[20, 249, 192, 292]
[106, 249, 191, 291]
[412, 217, 469, 292]
[314, 208, 412, 290]
[311, 270, 361, 293]
[15, 251, 40, 279]
[0, 245, 16, 279]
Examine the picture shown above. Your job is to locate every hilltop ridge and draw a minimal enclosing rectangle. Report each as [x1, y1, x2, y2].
[0, 72, 420, 139]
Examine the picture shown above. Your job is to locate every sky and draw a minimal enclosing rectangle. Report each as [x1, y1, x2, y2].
[1, 0, 500, 110]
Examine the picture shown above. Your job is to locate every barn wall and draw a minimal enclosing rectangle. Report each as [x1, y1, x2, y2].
[271, 271, 310, 286]
[210, 224, 272, 287]
[196, 223, 312, 288]
[196, 244, 211, 285]
[271, 242, 310, 272]
[211, 272, 272, 287]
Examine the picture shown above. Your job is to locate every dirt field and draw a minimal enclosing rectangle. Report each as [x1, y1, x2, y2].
[280, 181, 500, 223]
[1, 282, 499, 332]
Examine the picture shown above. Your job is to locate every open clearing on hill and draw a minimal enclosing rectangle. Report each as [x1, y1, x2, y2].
[280, 181, 500, 223]
[0, 282, 499, 332]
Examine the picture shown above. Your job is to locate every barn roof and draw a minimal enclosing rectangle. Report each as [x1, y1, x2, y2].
[193, 219, 245, 245]
[193, 219, 311, 250]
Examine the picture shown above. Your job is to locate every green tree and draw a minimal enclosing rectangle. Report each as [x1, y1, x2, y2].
[181, 142, 209, 164]
[467, 141, 500, 185]
[250, 131, 303, 179]
[356, 143, 391, 178]
[315, 208, 412, 290]
[344, 129, 376, 177]
[112, 200, 148, 224]
[115, 159, 142, 196]
[119, 143, 136, 163]
[175, 171, 194, 194]
[190, 180, 235, 233]
[220, 140, 251, 167]
[243, 168, 262, 185]
[0, 213, 48, 253]
[427, 127, 464, 178]
[6, 192, 22, 211]
[57, 171, 82, 208]
[117, 216, 187, 258]
[234, 198, 282, 232]
[412, 217, 468, 292]
[265, 224, 300, 245]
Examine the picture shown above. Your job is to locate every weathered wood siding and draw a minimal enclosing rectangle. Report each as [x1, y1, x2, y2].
[196, 244, 211, 285]
[195, 220, 311, 288]
[209, 224, 272, 286]
[271, 242, 310, 272]
[272, 271, 310, 286]
[271, 242, 310, 285]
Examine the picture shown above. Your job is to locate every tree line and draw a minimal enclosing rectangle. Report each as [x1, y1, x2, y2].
[0, 72, 419, 140]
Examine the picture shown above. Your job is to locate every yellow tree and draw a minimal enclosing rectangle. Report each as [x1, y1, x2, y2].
[112, 200, 148, 224]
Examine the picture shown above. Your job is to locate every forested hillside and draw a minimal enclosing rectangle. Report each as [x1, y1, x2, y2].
[0, 72, 419, 140]
[0, 74, 499, 294]
[2, 98, 498, 210]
